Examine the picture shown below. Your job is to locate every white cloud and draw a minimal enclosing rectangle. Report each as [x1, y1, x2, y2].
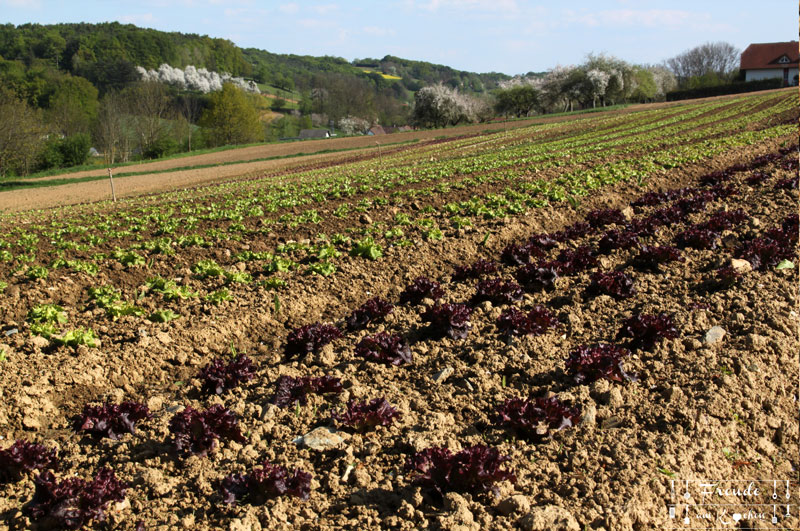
[408, 0, 517, 12]
[575, 9, 692, 29]
[363, 26, 396, 37]
[278, 2, 299, 14]
[119, 13, 156, 24]
[312, 3, 339, 15]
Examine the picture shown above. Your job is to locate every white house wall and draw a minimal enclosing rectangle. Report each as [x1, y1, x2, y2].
[745, 68, 799, 82]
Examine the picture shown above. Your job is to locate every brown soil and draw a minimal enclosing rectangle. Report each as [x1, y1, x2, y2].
[0, 119, 796, 530]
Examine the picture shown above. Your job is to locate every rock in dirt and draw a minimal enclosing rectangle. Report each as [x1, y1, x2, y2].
[704, 326, 726, 346]
[433, 366, 454, 384]
[746, 334, 768, 350]
[498, 494, 531, 516]
[581, 404, 597, 426]
[31, 335, 49, 349]
[757, 437, 777, 456]
[439, 492, 478, 531]
[519, 505, 581, 531]
[730, 258, 752, 274]
[294, 426, 347, 451]
[606, 387, 624, 408]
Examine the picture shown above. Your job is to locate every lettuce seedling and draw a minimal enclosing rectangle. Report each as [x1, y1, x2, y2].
[73, 401, 150, 441]
[586, 208, 626, 228]
[565, 344, 633, 384]
[332, 398, 401, 431]
[496, 306, 558, 336]
[221, 462, 312, 504]
[617, 313, 679, 350]
[471, 278, 523, 305]
[405, 445, 515, 496]
[515, 263, 559, 291]
[555, 245, 597, 275]
[200, 354, 256, 395]
[674, 227, 719, 250]
[452, 258, 499, 281]
[25, 468, 127, 530]
[399, 277, 444, 304]
[493, 396, 581, 439]
[271, 375, 343, 407]
[501, 242, 543, 266]
[586, 271, 636, 300]
[634, 245, 684, 271]
[597, 230, 639, 254]
[285, 323, 342, 357]
[0, 440, 59, 483]
[551, 221, 592, 242]
[346, 297, 394, 330]
[169, 405, 246, 456]
[355, 333, 412, 365]
[422, 303, 473, 339]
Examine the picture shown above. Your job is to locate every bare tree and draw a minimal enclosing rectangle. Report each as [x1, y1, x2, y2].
[123, 81, 172, 158]
[94, 91, 126, 165]
[666, 42, 740, 87]
[0, 89, 46, 176]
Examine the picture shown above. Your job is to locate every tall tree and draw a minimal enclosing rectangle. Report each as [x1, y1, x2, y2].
[666, 42, 740, 88]
[123, 80, 171, 158]
[199, 82, 262, 147]
[0, 88, 46, 176]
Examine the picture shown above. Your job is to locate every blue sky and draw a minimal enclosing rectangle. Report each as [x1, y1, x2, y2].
[1, 0, 795, 75]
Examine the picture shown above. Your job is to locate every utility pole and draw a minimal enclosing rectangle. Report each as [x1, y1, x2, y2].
[108, 168, 117, 202]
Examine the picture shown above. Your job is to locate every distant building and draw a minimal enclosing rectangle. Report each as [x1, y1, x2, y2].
[740, 41, 799, 86]
[299, 129, 331, 139]
[367, 125, 386, 136]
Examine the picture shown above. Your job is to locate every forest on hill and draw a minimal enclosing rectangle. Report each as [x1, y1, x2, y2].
[0, 22, 751, 178]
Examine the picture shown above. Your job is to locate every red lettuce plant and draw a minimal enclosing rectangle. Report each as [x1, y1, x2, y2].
[345, 297, 394, 330]
[471, 278, 523, 305]
[496, 306, 558, 336]
[405, 445, 515, 496]
[0, 440, 59, 483]
[634, 245, 684, 271]
[674, 227, 719, 250]
[712, 265, 743, 289]
[735, 217, 797, 270]
[597, 230, 639, 254]
[355, 332, 412, 366]
[586, 271, 636, 299]
[555, 245, 597, 275]
[493, 396, 581, 439]
[200, 354, 256, 395]
[285, 323, 342, 357]
[271, 375, 343, 407]
[565, 344, 633, 384]
[586, 208, 626, 228]
[551, 221, 592, 242]
[452, 258, 499, 281]
[169, 405, 246, 456]
[617, 313, 679, 350]
[745, 171, 771, 186]
[73, 401, 150, 441]
[699, 209, 747, 232]
[528, 233, 559, 250]
[221, 462, 312, 505]
[399, 277, 445, 304]
[422, 303, 473, 339]
[332, 398, 401, 431]
[515, 263, 559, 291]
[501, 242, 544, 266]
[25, 468, 127, 530]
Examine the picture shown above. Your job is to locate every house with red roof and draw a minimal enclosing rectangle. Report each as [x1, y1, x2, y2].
[740, 41, 799, 86]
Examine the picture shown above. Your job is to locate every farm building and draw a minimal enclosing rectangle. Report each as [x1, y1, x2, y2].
[299, 129, 331, 139]
[740, 41, 799, 86]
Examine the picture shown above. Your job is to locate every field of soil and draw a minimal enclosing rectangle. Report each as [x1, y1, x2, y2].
[0, 92, 797, 530]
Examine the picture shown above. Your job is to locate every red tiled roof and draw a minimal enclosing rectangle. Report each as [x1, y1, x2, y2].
[740, 41, 799, 70]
